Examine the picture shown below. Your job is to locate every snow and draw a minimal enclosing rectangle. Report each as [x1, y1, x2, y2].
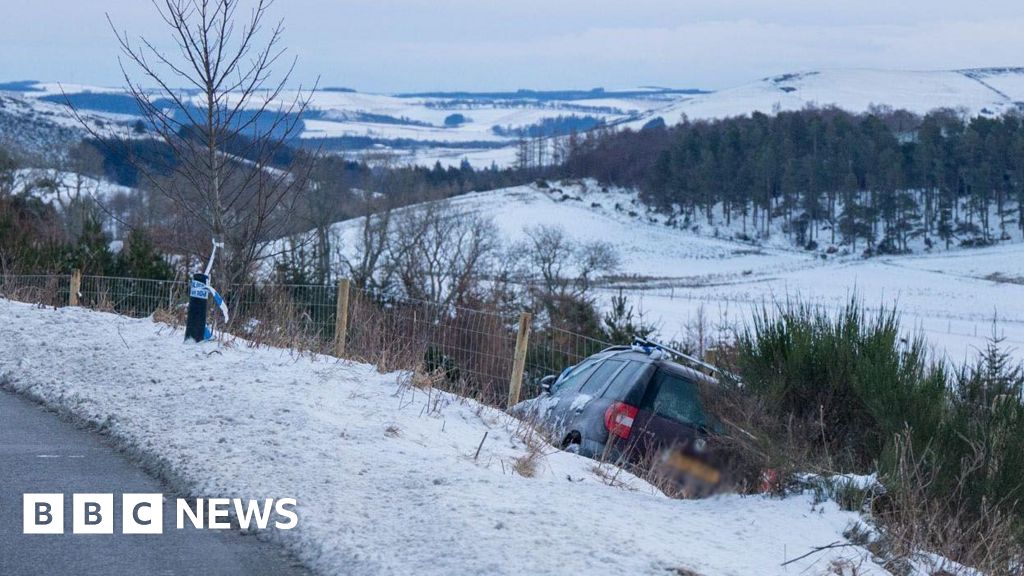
[298, 180, 814, 281]
[12, 168, 134, 206]
[799, 473, 883, 494]
[287, 178, 1024, 365]
[629, 254, 1024, 366]
[11, 68, 1024, 168]
[568, 394, 593, 412]
[631, 68, 1024, 129]
[0, 300, 896, 576]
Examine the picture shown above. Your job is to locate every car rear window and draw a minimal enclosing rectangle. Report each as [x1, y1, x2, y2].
[600, 360, 649, 401]
[643, 371, 706, 427]
[579, 360, 624, 395]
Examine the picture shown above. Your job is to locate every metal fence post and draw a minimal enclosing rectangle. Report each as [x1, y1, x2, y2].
[507, 312, 532, 409]
[69, 269, 82, 307]
[334, 278, 351, 358]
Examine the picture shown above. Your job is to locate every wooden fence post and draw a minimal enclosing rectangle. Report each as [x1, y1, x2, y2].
[69, 269, 82, 307]
[334, 278, 351, 358]
[507, 312, 532, 409]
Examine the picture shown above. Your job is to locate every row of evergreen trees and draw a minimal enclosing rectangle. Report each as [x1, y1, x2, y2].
[565, 107, 1024, 253]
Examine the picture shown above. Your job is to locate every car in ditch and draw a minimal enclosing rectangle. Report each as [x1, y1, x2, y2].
[515, 339, 728, 494]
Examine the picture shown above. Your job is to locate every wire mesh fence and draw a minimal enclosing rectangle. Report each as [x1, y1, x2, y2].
[78, 275, 190, 320]
[0, 273, 612, 407]
[346, 287, 521, 405]
[0, 274, 70, 308]
[525, 325, 611, 389]
[229, 282, 340, 354]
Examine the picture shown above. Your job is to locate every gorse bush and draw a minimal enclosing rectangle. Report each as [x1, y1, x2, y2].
[730, 299, 1024, 571]
[737, 298, 946, 470]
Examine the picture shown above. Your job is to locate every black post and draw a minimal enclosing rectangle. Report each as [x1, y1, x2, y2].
[185, 272, 209, 343]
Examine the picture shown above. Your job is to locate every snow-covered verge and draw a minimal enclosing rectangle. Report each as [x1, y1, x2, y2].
[0, 300, 896, 576]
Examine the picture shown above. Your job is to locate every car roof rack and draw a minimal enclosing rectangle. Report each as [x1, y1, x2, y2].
[598, 344, 632, 353]
[629, 337, 733, 380]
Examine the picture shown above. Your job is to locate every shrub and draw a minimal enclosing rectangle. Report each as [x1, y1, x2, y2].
[930, 337, 1024, 527]
[723, 299, 1024, 571]
[736, 298, 946, 471]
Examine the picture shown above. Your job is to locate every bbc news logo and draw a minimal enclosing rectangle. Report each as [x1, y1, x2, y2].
[21, 494, 298, 534]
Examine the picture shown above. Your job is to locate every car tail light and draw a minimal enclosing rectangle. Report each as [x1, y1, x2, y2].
[604, 402, 639, 440]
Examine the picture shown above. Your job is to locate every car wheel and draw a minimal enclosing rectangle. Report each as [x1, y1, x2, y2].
[561, 431, 581, 453]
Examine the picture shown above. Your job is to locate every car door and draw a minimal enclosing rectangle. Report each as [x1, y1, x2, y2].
[559, 359, 625, 428]
[542, 357, 604, 432]
[629, 370, 708, 460]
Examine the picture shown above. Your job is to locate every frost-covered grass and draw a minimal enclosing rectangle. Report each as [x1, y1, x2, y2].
[0, 300, 896, 576]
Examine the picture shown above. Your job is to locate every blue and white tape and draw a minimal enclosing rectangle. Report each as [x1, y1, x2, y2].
[205, 284, 230, 324]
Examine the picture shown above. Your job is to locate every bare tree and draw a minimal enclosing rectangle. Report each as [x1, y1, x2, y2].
[517, 224, 620, 331]
[92, 0, 316, 285]
[341, 190, 392, 292]
[386, 201, 498, 307]
[519, 224, 619, 301]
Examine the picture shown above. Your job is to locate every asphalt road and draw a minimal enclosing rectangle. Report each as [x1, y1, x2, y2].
[0, 389, 311, 576]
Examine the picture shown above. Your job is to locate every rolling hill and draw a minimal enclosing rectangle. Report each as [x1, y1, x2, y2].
[4, 67, 1024, 167]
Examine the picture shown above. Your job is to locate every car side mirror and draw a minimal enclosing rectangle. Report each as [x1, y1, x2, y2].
[539, 375, 557, 394]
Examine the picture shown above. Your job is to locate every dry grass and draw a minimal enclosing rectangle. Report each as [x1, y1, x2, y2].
[867, 432, 1022, 576]
[409, 366, 447, 390]
[152, 305, 185, 327]
[512, 451, 539, 477]
[231, 285, 333, 355]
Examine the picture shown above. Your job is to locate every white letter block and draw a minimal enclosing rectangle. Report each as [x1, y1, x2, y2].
[23, 494, 63, 534]
[122, 494, 163, 534]
[73, 493, 114, 534]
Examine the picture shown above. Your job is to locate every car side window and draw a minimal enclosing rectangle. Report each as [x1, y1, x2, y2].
[600, 361, 649, 400]
[550, 358, 601, 395]
[642, 371, 706, 427]
[579, 360, 625, 395]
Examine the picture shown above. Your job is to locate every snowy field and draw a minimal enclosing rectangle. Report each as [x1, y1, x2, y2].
[0, 301, 899, 576]
[308, 179, 1024, 365]
[7, 67, 1024, 167]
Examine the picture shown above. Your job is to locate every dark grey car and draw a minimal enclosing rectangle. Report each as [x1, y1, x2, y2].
[518, 343, 725, 489]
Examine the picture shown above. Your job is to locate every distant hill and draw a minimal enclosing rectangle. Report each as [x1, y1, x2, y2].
[627, 68, 1024, 128]
[4, 68, 1024, 166]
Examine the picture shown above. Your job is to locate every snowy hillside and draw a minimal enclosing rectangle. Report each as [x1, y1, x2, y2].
[311, 181, 815, 281]
[0, 301, 914, 576]
[298, 179, 1024, 364]
[632, 68, 1024, 127]
[12, 168, 134, 205]
[5, 67, 1024, 166]
[0, 82, 674, 166]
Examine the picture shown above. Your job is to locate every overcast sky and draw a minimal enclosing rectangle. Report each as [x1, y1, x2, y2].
[3, 1, 1024, 93]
